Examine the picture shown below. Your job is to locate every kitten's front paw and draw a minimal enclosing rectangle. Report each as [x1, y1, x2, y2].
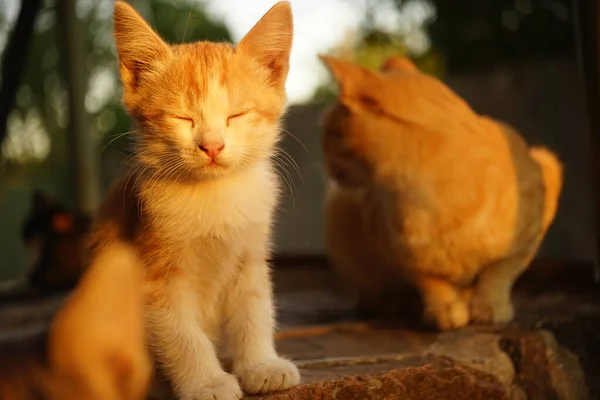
[423, 298, 469, 330]
[235, 357, 300, 395]
[179, 373, 242, 400]
[470, 296, 514, 325]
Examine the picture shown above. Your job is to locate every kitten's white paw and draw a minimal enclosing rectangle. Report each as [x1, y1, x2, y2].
[235, 357, 300, 395]
[423, 298, 469, 331]
[179, 373, 242, 400]
[470, 297, 514, 325]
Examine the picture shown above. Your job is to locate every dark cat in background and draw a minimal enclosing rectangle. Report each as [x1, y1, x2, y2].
[19, 191, 90, 295]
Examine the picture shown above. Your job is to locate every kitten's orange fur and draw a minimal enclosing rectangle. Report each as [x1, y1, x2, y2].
[0, 242, 151, 400]
[321, 55, 563, 330]
[88, 2, 299, 399]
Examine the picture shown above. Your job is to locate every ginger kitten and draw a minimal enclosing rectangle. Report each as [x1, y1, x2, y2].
[88, 2, 299, 399]
[321, 55, 563, 330]
[0, 242, 151, 400]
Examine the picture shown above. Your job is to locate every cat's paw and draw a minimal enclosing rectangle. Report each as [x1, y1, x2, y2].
[423, 298, 469, 330]
[470, 297, 514, 325]
[179, 373, 242, 400]
[234, 357, 300, 395]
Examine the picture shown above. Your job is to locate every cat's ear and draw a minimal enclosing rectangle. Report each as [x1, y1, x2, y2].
[319, 55, 378, 99]
[47, 243, 151, 399]
[113, 0, 170, 92]
[380, 56, 418, 73]
[238, 2, 293, 89]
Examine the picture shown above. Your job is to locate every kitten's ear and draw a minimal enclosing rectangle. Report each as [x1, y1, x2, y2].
[238, 2, 293, 89]
[47, 243, 151, 399]
[380, 56, 418, 73]
[319, 55, 378, 99]
[114, 0, 170, 92]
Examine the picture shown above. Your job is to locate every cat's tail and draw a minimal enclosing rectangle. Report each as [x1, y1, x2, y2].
[529, 146, 563, 231]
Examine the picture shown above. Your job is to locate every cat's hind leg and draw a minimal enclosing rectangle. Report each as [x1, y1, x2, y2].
[469, 248, 536, 324]
[412, 275, 470, 330]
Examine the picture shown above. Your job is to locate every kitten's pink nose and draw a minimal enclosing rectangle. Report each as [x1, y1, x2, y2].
[199, 141, 224, 160]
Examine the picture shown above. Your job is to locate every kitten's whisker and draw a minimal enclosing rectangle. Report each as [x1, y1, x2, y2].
[282, 128, 309, 155]
[273, 154, 300, 188]
[160, 158, 184, 182]
[103, 129, 136, 138]
[273, 165, 295, 208]
[272, 158, 297, 207]
[101, 130, 136, 155]
[276, 149, 303, 183]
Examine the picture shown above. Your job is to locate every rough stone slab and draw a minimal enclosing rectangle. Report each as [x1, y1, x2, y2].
[0, 295, 64, 340]
[276, 325, 515, 384]
[0, 260, 597, 399]
[428, 330, 515, 386]
[276, 323, 436, 361]
[500, 329, 589, 400]
[251, 356, 515, 400]
[269, 324, 587, 400]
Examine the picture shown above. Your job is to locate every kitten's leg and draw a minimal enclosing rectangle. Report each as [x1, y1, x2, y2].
[470, 249, 535, 324]
[147, 282, 242, 400]
[223, 256, 300, 395]
[411, 274, 469, 330]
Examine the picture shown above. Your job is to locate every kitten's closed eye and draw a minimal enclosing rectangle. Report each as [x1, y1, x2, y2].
[168, 115, 195, 128]
[226, 111, 250, 126]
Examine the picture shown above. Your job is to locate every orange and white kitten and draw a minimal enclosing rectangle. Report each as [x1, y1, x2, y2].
[321, 56, 563, 330]
[0, 242, 151, 400]
[88, 1, 299, 399]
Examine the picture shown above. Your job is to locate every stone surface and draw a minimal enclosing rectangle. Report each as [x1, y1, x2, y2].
[253, 357, 514, 400]
[276, 324, 435, 361]
[500, 330, 589, 400]
[0, 259, 597, 399]
[0, 294, 64, 341]
[428, 330, 515, 386]
[269, 324, 586, 400]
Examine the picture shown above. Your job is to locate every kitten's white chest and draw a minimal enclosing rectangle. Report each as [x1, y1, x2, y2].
[146, 161, 278, 241]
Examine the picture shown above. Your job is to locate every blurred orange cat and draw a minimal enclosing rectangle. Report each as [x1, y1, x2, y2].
[321, 55, 562, 330]
[0, 243, 151, 400]
[88, 2, 298, 399]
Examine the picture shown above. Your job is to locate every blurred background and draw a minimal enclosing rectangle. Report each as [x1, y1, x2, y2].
[0, 0, 594, 281]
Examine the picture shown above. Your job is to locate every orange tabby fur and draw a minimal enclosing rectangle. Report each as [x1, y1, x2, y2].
[0, 242, 151, 399]
[88, 2, 299, 399]
[321, 55, 563, 330]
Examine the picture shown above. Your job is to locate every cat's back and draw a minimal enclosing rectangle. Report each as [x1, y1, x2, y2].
[326, 97, 539, 279]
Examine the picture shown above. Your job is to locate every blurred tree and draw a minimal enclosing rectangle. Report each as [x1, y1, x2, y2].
[380, 0, 575, 73]
[312, 0, 574, 101]
[0, 0, 42, 148]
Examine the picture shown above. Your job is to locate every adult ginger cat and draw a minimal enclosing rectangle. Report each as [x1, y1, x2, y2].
[0, 242, 151, 400]
[88, 2, 299, 399]
[321, 55, 563, 330]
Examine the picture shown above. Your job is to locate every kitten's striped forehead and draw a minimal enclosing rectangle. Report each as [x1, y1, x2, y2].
[198, 71, 230, 126]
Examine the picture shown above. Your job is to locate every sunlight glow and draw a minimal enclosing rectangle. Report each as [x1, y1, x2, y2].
[2, 109, 51, 164]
